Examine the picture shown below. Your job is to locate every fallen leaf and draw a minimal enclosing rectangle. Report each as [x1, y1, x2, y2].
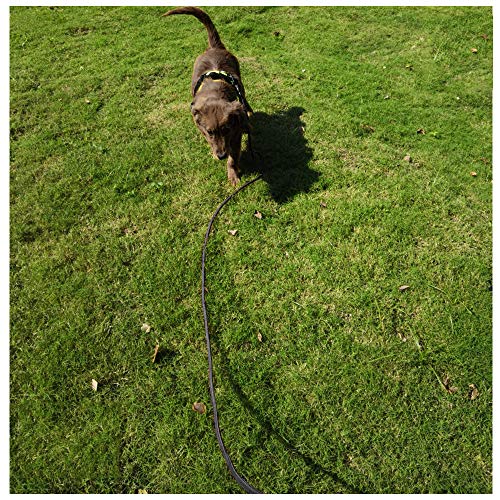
[320, 201, 327, 208]
[480, 34, 489, 40]
[405, 64, 414, 71]
[123, 224, 139, 236]
[85, 98, 91, 104]
[471, 47, 478, 54]
[443, 375, 458, 394]
[403, 155, 412, 163]
[141, 323, 151, 333]
[417, 128, 426, 135]
[361, 124, 375, 133]
[138, 489, 148, 494]
[398, 285, 410, 292]
[152, 342, 160, 363]
[470, 171, 478, 177]
[468, 384, 479, 400]
[228, 229, 238, 236]
[91, 379, 98, 391]
[254, 210, 263, 219]
[257, 332, 263, 342]
[192, 402, 206, 414]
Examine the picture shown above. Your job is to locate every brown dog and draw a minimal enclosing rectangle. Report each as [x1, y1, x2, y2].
[163, 7, 253, 185]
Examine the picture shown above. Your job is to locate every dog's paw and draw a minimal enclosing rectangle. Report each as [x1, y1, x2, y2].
[228, 171, 240, 186]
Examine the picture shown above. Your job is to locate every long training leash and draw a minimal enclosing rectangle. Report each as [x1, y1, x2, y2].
[201, 174, 263, 494]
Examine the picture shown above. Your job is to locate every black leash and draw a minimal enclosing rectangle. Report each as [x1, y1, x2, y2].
[201, 174, 263, 494]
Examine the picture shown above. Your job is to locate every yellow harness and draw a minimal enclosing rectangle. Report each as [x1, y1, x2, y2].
[193, 70, 253, 114]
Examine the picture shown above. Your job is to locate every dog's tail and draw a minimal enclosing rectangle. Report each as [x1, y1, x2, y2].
[162, 7, 226, 50]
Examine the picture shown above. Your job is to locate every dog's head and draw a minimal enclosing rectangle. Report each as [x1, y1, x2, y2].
[191, 98, 249, 160]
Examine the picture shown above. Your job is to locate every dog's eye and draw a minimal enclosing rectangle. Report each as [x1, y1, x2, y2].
[206, 129, 215, 136]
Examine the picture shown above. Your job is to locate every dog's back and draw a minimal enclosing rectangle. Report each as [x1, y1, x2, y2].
[163, 6, 243, 98]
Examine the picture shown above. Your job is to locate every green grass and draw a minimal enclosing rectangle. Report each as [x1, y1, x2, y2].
[10, 6, 492, 493]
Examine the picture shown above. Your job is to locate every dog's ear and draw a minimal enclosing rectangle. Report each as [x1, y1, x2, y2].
[191, 102, 203, 124]
[229, 101, 250, 133]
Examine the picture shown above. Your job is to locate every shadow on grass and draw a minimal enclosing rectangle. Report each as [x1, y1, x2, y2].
[241, 107, 319, 204]
[209, 108, 362, 492]
[216, 360, 365, 494]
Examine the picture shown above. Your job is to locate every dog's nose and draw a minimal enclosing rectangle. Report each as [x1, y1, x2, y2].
[217, 152, 227, 160]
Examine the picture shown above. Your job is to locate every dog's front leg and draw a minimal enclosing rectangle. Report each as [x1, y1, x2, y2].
[226, 136, 242, 186]
[227, 157, 240, 186]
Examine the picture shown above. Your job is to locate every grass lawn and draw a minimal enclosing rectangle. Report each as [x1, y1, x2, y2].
[10, 6, 492, 494]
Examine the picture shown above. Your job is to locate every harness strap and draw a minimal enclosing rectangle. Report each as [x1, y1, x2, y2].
[194, 70, 253, 114]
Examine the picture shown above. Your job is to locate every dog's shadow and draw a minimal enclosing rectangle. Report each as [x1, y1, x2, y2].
[241, 107, 318, 203]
